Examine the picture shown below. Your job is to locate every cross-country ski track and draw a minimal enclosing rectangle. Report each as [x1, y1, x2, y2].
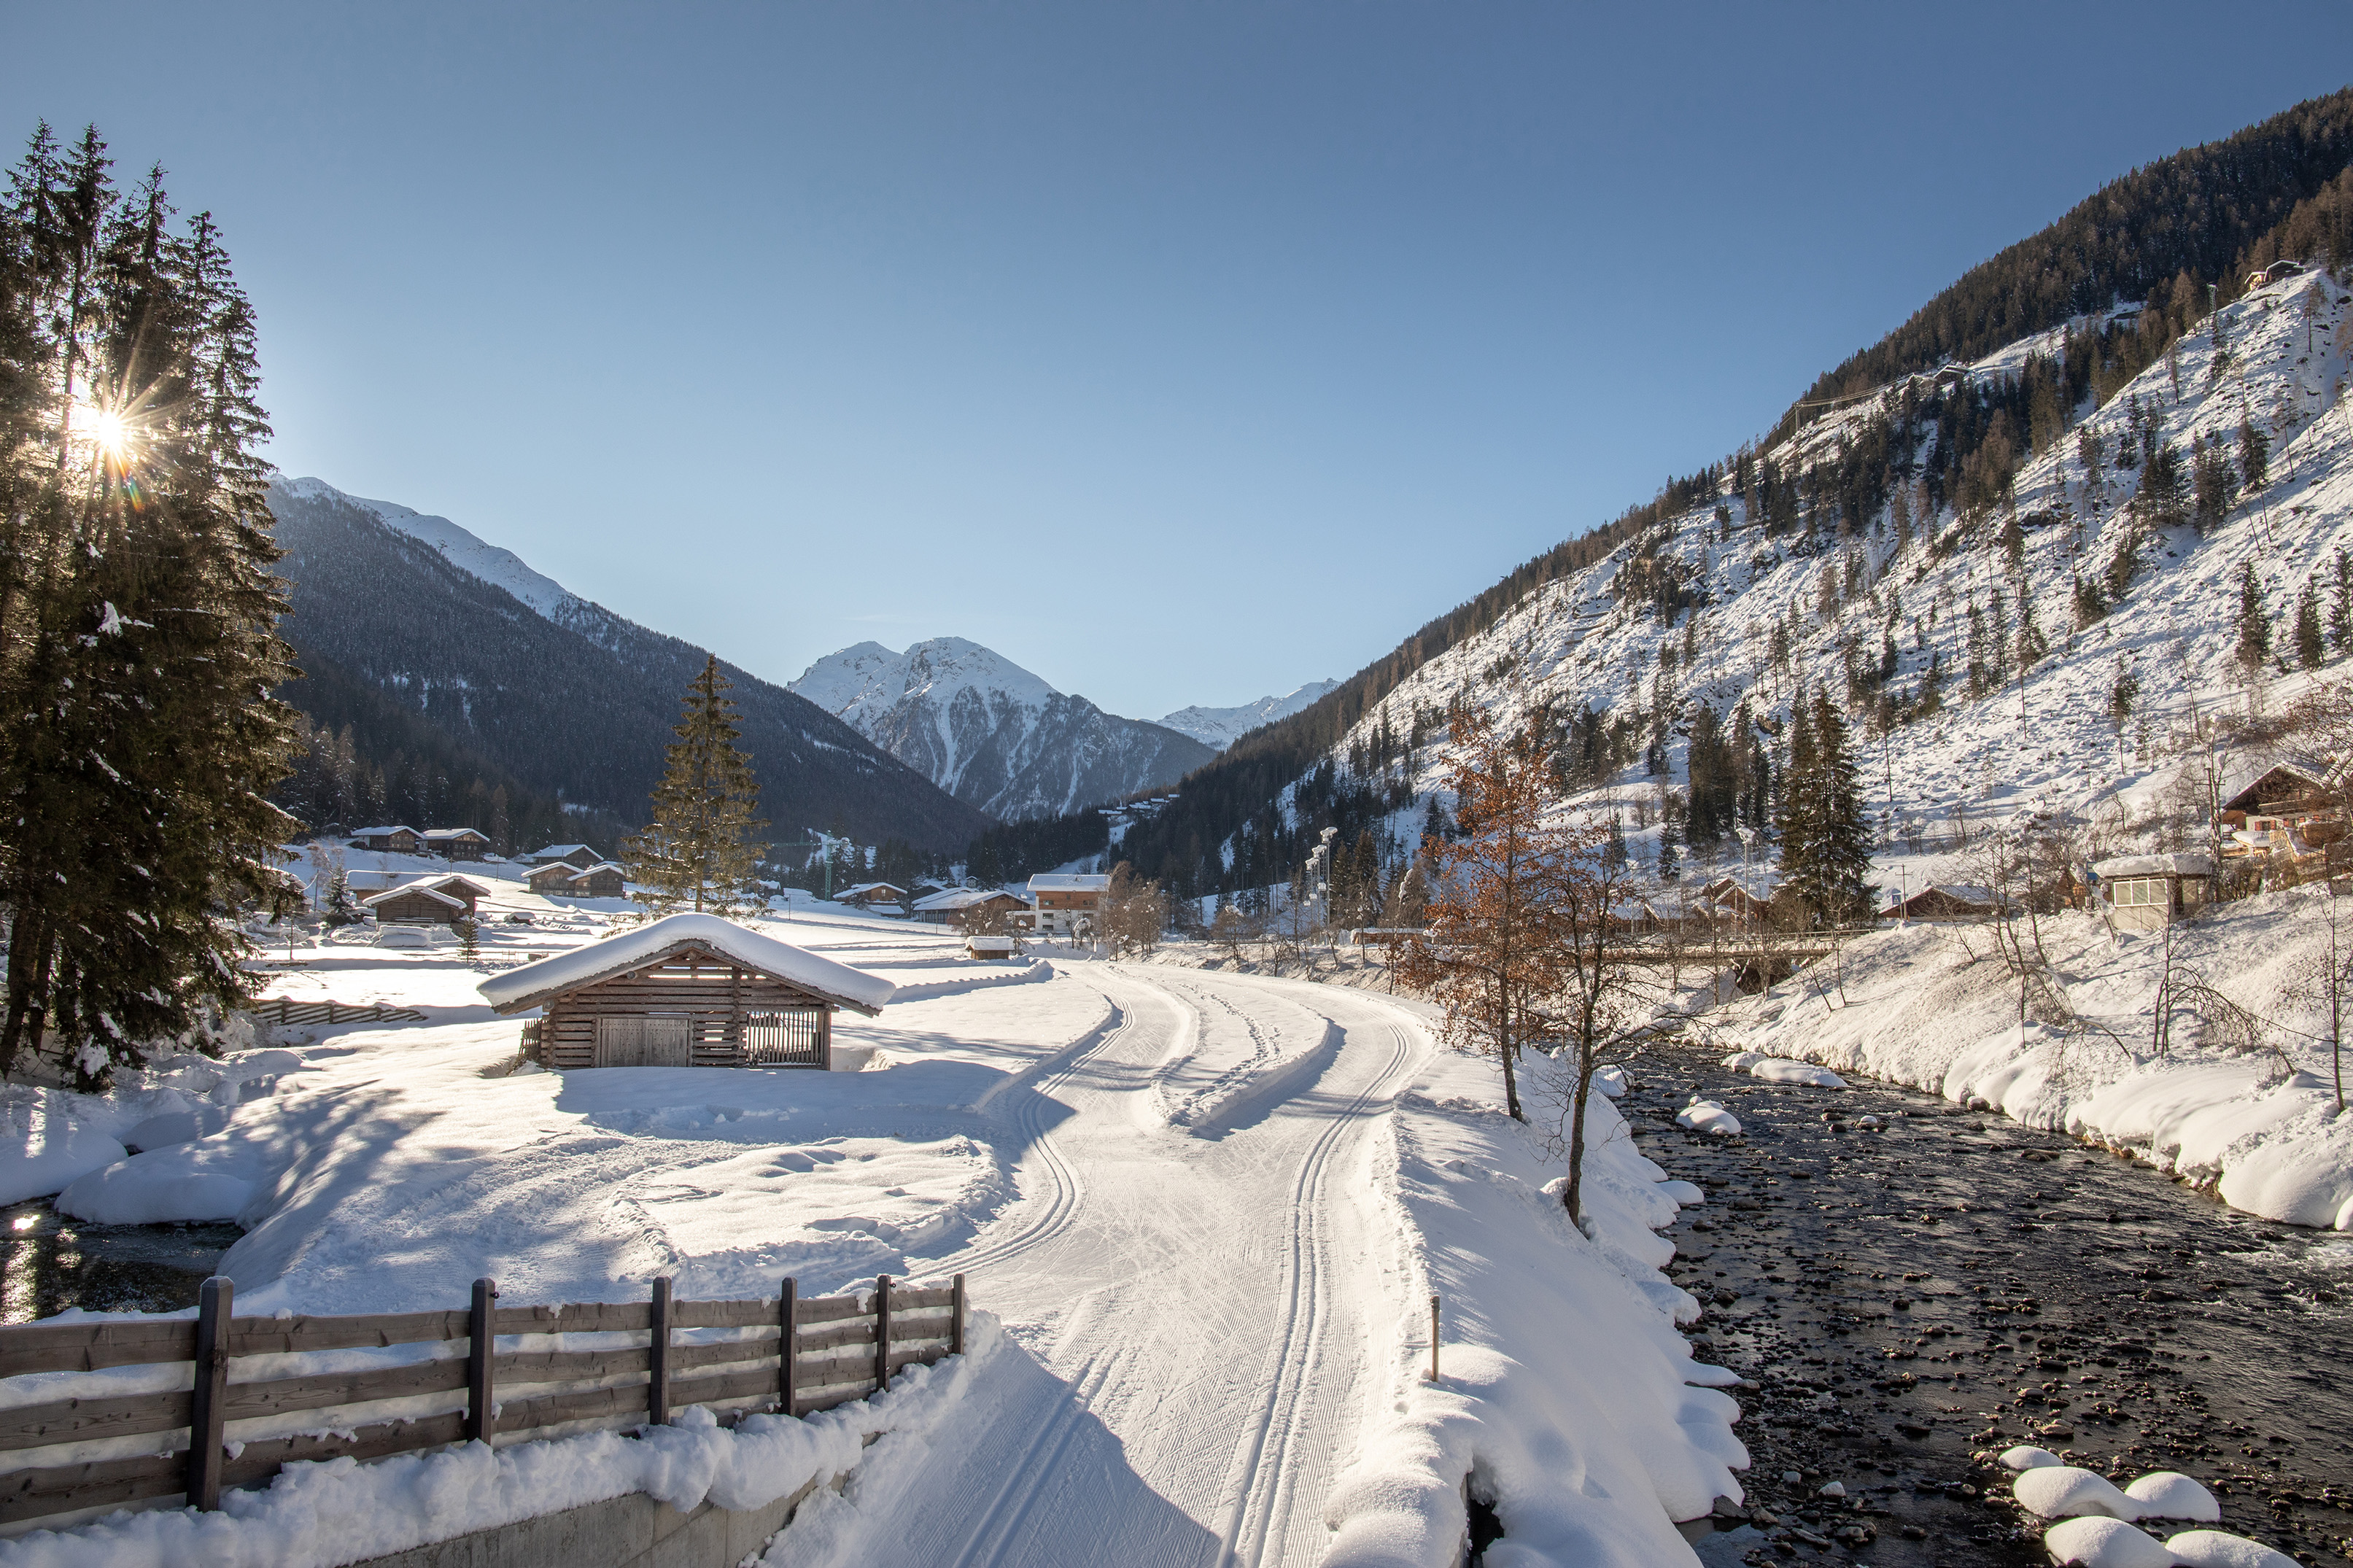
[815, 962, 1432, 1568]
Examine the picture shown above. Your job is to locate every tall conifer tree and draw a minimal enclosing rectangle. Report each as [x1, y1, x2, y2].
[1774, 691, 1872, 926]
[0, 125, 298, 1083]
[624, 656, 769, 916]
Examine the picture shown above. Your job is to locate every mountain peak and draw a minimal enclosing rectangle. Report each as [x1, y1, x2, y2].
[1158, 680, 1340, 750]
[278, 476, 584, 623]
[789, 637, 1210, 819]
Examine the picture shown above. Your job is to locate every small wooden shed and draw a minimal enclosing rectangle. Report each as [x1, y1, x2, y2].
[422, 827, 492, 861]
[2092, 853, 2214, 932]
[365, 884, 468, 926]
[352, 826, 421, 855]
[525, 843, 601, 870]
[478, 912, 896, 1070]
[525, 862, 582, 895]
[567, 862, 627, 898]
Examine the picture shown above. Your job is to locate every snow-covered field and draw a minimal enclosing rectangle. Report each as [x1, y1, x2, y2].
[0, 903, 1744, 1567]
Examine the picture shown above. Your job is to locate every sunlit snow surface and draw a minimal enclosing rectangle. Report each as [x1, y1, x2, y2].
[0, 899, 1742, 1568]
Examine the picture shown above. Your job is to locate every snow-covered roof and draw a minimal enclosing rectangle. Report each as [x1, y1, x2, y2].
[365, 884, 462, 909]
[524, 861, 580, 880]
[1029, 874, 1109, 893]
[2093, 854, 2215, 879]
[422, 874, 491, 897]
[912, 887, 1028, 911]
[422, 827, 490, 842]
[350, 826, 416, 838]
[525, 844, 595, 860]
[478, 913, 896, 1017]
[571, 861, 625, 876]
[837, 882, 907, 899]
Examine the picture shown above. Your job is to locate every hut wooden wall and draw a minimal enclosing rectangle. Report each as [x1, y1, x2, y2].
[542, 946, 834, 1070]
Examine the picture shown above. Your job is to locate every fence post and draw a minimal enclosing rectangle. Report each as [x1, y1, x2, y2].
[1428, 1292, 1441, 1383]
[466, 1277, 498, 1444]
[950, 1273, 966, 1357]
[872, 1274, 892, 1390]
[187, 1275, 232, 1509]
[780, 1276, 798, 1415]
[327, 1001, 339, 1025]
[648, 1276, 672, 1426]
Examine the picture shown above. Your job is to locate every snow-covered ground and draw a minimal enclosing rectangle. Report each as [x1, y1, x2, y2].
[0, 904, 1745, 1567]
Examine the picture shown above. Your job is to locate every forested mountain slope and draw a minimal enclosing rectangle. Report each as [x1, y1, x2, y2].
[1115, 88, 2353, 901]
[267, 480, 993, 852]
[789, 637, 1214, 820]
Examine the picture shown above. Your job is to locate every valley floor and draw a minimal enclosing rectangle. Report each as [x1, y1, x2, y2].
[0, 905, 1739, 1568]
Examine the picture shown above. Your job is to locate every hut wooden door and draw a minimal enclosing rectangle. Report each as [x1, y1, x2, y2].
[593, 1014, 692, 1067]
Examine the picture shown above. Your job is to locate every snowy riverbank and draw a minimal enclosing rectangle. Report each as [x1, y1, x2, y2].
[1713, 890, 2353, 1230]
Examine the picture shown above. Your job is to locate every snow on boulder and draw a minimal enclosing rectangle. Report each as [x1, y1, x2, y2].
[1592, 1064, 1629, 1098]
[2163, 1529, 2303, 1567]
[2042, 1515, 2174, 1567]
[2013, 1465, 2135, 1520]
[478, 912, 896, 1015]
[122, 1106, 230, 1152]
[2209, 1087, 2353, 1228]
[0, 1100, 128, 1206]
[2121, 1471, 2220, 1522]
[57, 1139, 271, 1224]
[1746, 1058, 1848, 1088]
[1675, 1099, 1742, 1136]
[1721, 1051, 1764, 1071]
[2001, 1445, 2065, 1471]
[1657, 1179, 1705, 1206]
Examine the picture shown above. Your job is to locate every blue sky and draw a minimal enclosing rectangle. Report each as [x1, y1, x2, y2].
[7, 7, 2349, 718]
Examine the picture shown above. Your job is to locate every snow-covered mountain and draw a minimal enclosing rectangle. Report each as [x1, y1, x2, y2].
[265, 479, 993, 850]
[1158, 680, 1339, 751]
[789, 637, 1215, 820]
[1292, 265, 2353, 871]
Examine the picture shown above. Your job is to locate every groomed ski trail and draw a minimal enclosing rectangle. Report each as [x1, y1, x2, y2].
[818, 963, 1430, 1568]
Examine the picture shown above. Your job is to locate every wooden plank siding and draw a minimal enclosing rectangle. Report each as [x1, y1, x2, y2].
[0, 1274, 964, 1529]
[540, 944, 833, 1071]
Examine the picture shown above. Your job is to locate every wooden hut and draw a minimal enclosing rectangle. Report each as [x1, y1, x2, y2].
[567, 862, 627, 897]
[478, 912, 896, 1071]
[2092, 853, 2214, 932]
[365, 883, 468, 926]
[524, 843, 601, 870]
[422, 827, 492, 861]
[1883, 884, 2001, 922]
[351, 825, 422, 855]
[525, 861, 582, 895]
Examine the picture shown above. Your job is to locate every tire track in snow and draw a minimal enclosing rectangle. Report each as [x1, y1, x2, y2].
[1209, 997, 1422, 1568]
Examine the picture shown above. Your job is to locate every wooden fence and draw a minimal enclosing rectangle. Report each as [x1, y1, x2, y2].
[0, 1271, 964, 1529]
[251, 998, 427, 1027]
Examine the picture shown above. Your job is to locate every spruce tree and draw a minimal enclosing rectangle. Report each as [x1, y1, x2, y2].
[0, 126, 299, 1084]
[1774, 691, 1872, 927]
[623, 656, 769, 917]
[2297, 581, 2327, 670]
[2332, 547, 2353, 656]
[2239, 417, 2271, 492]
[2236, 562, 2272, 673]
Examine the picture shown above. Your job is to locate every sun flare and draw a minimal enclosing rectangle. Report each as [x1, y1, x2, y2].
[84, 407, 132, 459]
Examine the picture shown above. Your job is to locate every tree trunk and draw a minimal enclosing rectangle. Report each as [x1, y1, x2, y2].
[1563, 1047, 1594, 1222]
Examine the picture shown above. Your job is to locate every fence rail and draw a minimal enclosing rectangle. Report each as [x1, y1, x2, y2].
[249, 998, 427, 1027]
[0, 1270, 964, 1529]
